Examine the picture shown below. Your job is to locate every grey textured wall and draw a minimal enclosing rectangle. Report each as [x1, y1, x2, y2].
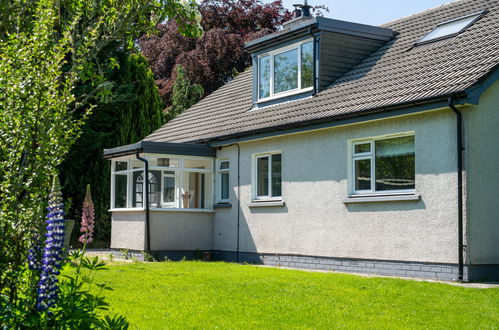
[214, 107, 460, 263]
[465, 79, 499, 265]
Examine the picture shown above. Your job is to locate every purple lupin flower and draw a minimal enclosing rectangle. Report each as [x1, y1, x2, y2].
[36, 176, 66, 312]
[27, 232, 43, 272]
[79, 184, 95, 245]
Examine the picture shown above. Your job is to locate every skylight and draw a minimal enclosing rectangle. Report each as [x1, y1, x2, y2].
[417, 11, 485, 45]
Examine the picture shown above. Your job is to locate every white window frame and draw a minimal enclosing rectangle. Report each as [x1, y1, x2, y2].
[110, 154, 214, 211]
[257, 39, 314, 102]
[216, 159, 230, 203]
[252, 151, 282, 201]
[349, 132, 416, 197]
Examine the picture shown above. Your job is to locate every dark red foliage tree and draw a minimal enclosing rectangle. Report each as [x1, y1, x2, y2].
[139, 0, 293, 107]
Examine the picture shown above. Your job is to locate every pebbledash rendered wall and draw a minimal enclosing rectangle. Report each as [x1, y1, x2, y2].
[464, 79, 499, 280]
[213, 103, 490, 281]
[110, 210, 214, 256]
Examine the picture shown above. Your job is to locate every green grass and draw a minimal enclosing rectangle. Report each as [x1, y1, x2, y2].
[89, 261, 498, 329]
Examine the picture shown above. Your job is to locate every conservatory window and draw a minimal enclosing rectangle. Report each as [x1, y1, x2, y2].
[257, 39, 314, 101]
[111, 155, 213, 210]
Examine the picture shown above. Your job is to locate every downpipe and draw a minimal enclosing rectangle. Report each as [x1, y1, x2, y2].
[448, 96, 464, 281]
[136, 151, 151, 254]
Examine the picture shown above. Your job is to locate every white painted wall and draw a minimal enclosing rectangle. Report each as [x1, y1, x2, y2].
[465, 79, 499, 265]
[214, 108, 461, 263]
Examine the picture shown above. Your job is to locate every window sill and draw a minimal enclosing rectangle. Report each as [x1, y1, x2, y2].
[342, 194, 421, 203]
[213, 203, 232, 209]
[248, 200, 285, 207]
[110, 208, 214, 213]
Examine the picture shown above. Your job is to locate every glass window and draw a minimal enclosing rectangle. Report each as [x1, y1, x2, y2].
[418, 12, 483, 44]
[111, 155, 213, 210]
[354, 158, 371, 191]
[182, 172, 212, 209]
[115, 161, 128, 171]
[351, 135, 415, 194]
[133, 171, 160, 208]
[274, 48, 298, 94]
[157, 158, 179, 167]
[271, 154, 282, 197]
[301, 41, 313, 89]
[218, 160, 230, 202]
[375, 136, 415, 191]
[255, 153, 282, 199]
[219, 161, 229, 170]
[163, 171, 176, 204]
[257, 157, 269, 197]
[354, 143, 371, 154]
[259, 56, 270, 99]
[114, 174, 127, 208]
[257, 40, 314, 100]
[221, 172, 229, 200]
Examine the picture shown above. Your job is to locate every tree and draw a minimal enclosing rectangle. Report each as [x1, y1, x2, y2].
[139, 0, 293, 108]
[168, 65, 205, 121]
[59, 52, 165, 245]
[0, 0, 201, 304]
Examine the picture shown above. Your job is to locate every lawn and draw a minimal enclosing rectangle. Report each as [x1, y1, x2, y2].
[90, 261, 498, 329]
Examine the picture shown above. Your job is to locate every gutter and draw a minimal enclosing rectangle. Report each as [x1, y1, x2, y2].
[448, 96, 465, 281]
[136, 151, 151, 254]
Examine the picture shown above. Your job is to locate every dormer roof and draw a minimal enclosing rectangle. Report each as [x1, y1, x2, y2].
[245, 16, 395, 54]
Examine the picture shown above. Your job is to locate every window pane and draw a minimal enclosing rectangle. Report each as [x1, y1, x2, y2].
[419, 14, 481, 43]
[182, 172, 212, 209]
[257, 157, 269, 196]
[133, 171, 143, 207]
[163, 175, 176, 204]
[221, 172, 229, 200]
[219, 161, 229, 170]
[114, 174, 127, 208]
[355, 159, 371, 191]
[115, 161, 127, 171]
[301, 42, 313, 88]
[133, 171, 161, 207]
[271, 154, 282, 197]
[149, 171, 161, 208]
[259, 56, 270, 99]
[274, 48, 298, 94]
[375, 136, 415, 191]
[157, 158, 179, 167]
[355, 143, 371, 154]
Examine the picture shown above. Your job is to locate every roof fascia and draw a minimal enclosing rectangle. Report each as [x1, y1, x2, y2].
[465, 65, 499, 104]
[207, 96, 468, 147]
[103, 141, 216, 159]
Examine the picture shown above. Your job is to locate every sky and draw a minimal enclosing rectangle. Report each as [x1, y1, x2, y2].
[274, 0, 457, 26]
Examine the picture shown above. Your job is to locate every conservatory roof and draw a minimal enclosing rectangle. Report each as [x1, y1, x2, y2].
[103, 141, 216, 159]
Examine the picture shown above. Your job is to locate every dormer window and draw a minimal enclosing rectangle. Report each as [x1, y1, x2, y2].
[258, 39, 314, 101]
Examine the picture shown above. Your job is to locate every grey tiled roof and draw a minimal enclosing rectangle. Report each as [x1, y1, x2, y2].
[145, 0, 499, 144]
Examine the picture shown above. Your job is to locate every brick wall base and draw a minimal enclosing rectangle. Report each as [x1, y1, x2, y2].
[112, 249, 498, 282]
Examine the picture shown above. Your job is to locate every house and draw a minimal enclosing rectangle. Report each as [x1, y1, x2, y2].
[103, 0, 499, 281]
